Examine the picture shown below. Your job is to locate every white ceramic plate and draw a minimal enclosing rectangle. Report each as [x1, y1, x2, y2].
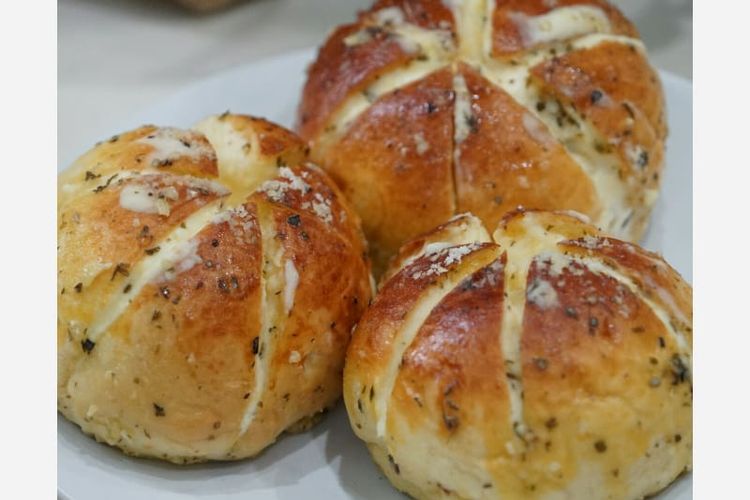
[58, 48, 693, 500]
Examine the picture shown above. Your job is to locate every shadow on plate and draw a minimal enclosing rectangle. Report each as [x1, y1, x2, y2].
[59, 408, 333, 495]
[323, 404, 408, 499]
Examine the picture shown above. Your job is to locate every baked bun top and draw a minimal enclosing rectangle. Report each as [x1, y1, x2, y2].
[299, 0, 666, 274]
[344, 210, 691, 499]
[58, 114, 372, 462]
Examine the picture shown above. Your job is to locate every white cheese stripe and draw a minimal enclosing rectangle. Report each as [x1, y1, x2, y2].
[448, 0, 487, 63]
[509, 5, 611, 49]
[192, 116, 279, 204]
[136, 127, 214, 167]
[493, 217, 567, 444]
[451, 69, 472, 209]
[237, 207, 286, 436]
[452, 71, 474, 146]
[83, 116, 284, 349]
[483, 0, 496, 59]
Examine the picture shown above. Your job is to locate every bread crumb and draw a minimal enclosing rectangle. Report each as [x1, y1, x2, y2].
[260, 167, 310, 203]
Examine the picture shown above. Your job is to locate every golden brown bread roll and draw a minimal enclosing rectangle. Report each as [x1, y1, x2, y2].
[344, 210, 691, 499]
[58, 114, 373, 463]
[298, 0, 666, 275]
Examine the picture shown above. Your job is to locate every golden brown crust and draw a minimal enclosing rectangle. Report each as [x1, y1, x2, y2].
[59, 127, 219, 209]
[372, 0, 456, 30]
[230, 190, 371, 456]
[348, 243, 496, 384]
[317, 68, 457, 275]
[517, 257, 691, 498]
[344, 210, 691, 499]
[297, 20, 418, 140]
[560, 236, 692, 336]
[299, 0, 666, 275]
[455, 63, 601, 233]
[383, 212, 492, 283]
[58, 115, 372, 463]
[528, 41, 666, 210]
[61, 204, 264, 460]
[530, 42, 665, 138]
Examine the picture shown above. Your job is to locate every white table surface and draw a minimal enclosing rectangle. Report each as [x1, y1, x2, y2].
[58, 0, 692, 167]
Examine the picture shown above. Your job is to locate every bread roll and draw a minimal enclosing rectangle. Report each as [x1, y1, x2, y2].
[298, 0, 666, 275]
[344, 210, 691, 499]
[58, 114, 373, 463]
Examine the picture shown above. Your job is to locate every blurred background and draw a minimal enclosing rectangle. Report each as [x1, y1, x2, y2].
[58, 0, 692, 164]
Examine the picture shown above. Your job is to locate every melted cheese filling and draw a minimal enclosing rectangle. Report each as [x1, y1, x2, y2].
[388, 214, 491, 277]
[283, 259, 299, 315]
[136, 127, 213, 166]
[492, 217, 566, 442]
[119, 184, 174, 215]
[508, 6, 611, 48]
[449, 0, 486, 62]
[237, 207, 285, 436]
[478, 31, 644, 236]
[85, 200, 226, 343]
[452, 72, 474, 145]
[193, 117, 275, 203]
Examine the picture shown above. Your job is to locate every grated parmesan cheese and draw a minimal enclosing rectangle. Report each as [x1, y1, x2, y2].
[527, 278, 559, 309]
[411, 243, 481, 280]
[137, 127, 213, 167]
[311, 193, 333, 224]
[119, 184, 179, 216]
[154, 238, 201, 282]
[259, 167, 311, 203]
